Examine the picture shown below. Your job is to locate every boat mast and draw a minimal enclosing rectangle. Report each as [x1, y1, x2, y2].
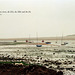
[36, 32, 38, 44]
[55, 35, 57, 43]
[61, 33, 63, 45]
[29, 34, 30, 42]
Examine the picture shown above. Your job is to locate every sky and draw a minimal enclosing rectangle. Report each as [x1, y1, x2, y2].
[0, 0, 75, 38]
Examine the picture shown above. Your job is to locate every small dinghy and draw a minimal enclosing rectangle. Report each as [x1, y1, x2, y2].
[36, 45, 42, 47]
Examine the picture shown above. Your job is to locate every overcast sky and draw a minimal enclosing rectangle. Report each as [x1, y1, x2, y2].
[0, 0, 75, 38]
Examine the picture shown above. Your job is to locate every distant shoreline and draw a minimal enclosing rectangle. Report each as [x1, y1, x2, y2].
[0, 37, 75, 40]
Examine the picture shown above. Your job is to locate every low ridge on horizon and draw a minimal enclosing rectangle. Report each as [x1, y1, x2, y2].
[0, 34, 75, 39]
[67, 34, 75, 36]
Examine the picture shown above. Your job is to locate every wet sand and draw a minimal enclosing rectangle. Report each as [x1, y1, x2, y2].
[0, 39, 75, 74]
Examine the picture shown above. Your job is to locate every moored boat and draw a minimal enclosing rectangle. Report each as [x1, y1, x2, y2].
[36, 45, 42, 47]
[45, 42, 51, 44]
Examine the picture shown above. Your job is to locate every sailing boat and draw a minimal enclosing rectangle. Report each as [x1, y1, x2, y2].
[61, 34, 68, 45]
[61, 34, 65, 45]
[36, 33, 42, 47]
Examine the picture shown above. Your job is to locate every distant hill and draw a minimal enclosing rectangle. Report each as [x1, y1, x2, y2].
[67, 34, 75, 36]
[64, 34, 75, 40]
[0, 34, 75, 40]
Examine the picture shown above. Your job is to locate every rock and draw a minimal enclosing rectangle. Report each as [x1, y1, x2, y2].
[0, 64, 63, 75]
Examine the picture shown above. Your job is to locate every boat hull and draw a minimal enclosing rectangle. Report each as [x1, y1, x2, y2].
[36, 45, 42, 47]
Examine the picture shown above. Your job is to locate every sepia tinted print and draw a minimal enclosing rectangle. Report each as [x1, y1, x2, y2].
[0, 0, 75, 75]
